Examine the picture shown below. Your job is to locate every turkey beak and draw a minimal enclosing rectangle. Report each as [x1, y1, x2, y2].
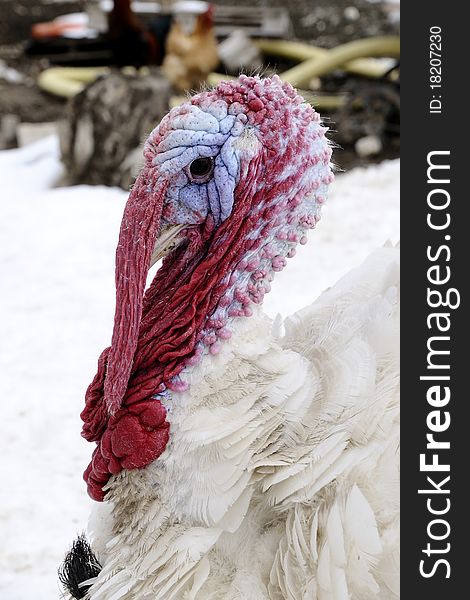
[150, 225, 186, 268]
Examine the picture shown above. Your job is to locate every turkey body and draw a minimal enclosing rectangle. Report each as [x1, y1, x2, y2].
[86, 245, 399, 600]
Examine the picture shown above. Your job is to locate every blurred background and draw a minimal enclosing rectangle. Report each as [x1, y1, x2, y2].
[0, 0, 400, 178]
[0, 2, 399, 598]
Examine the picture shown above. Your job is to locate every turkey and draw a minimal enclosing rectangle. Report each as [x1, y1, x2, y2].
[60, 75, 399, 600]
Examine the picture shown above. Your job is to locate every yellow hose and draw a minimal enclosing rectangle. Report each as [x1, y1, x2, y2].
[254, 39, 393, 79]
[38, 36, 399, 105]
[281, 36, 400, 87]
[299, 92, 346, 111]
[38, 67, 109, 98]
[37, 66, 152, 98]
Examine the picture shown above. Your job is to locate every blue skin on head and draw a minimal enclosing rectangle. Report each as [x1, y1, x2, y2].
[147, 104, 251, 229]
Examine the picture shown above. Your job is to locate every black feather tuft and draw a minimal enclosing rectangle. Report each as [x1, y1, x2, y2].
[58, 533, 102, 599]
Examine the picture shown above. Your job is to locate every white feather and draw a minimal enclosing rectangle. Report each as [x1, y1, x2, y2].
[82, 245, 399, 600]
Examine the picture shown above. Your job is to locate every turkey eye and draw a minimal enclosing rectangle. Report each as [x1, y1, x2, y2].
[189, 157, 214, 180]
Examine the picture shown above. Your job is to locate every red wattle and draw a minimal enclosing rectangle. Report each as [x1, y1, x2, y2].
[84, 399, 170, 501]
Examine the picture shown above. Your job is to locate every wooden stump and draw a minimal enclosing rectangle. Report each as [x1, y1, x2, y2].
[60, 69, 171, 189]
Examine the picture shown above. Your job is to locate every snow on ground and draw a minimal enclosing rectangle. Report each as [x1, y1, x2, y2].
[0, 136, 399, 599]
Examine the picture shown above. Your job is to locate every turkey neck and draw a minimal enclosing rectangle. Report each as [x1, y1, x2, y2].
[131, 151, 324, 395]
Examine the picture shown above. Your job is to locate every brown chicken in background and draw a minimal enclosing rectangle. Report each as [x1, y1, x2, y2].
[162, 2, 219, 92]
[108, 0, 160, 66]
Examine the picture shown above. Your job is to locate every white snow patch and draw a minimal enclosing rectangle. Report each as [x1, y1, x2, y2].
[0, 137, 399, 599]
